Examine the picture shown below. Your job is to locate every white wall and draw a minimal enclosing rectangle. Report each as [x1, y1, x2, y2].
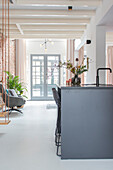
[84, 0, 113, 84]
[84, 16, 96, 83]
[96, 0, 113, 25]
[96, 26, 106, 84]
[26, 39, 66, 99]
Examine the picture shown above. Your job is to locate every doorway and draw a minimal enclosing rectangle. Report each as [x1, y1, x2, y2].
[31, 54, 60, 100]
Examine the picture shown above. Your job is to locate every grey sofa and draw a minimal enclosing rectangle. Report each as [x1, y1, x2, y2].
[0, 84, 26, 114]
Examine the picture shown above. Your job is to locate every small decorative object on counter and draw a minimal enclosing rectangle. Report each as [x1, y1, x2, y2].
[58, 58, 88, 86]
[66, 80, 69, 86]
[69, 79, 72, 86]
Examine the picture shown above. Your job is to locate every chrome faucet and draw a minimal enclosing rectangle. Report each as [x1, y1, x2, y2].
[96, 68, 112, 86]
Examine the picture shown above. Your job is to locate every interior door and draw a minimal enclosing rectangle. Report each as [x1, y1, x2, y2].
[31, 54, 60, 100]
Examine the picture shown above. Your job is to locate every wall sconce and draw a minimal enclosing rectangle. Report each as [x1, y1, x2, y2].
[86, 40, 91, 44]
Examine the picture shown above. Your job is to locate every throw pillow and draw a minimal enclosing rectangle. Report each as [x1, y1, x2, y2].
[9, 89, 18, 97]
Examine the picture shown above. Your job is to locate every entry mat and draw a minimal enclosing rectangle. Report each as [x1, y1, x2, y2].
[46, 104, 57, 109]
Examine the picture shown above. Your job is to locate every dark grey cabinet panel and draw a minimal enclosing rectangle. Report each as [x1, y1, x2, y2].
[61, 88, 113, 159]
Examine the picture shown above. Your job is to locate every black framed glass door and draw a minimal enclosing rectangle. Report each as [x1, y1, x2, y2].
[31, 54, 60, 100]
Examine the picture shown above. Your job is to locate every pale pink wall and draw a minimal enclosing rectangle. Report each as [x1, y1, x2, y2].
[79, 46, 84, 84]
[107, 46, 113, 84]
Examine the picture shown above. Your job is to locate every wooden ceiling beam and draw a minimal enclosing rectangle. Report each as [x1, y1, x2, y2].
[13, 0, 102, 7]
[23, 30, 84, 35]
[10, 34, 82, 39]
[0, 18, 90, 24]
[0, 29, 19, 33]
[0, 24, 17, 29]
[21, 25, 86, 30]
[8, 9, 95, 17]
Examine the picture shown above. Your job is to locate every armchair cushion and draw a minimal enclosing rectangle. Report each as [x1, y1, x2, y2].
[8, 95, 26, 107]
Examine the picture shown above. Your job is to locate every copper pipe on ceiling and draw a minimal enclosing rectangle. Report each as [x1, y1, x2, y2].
[0, 0, 11, 124]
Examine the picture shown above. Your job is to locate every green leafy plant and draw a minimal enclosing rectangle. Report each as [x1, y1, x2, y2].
[5, 71, 28, 99]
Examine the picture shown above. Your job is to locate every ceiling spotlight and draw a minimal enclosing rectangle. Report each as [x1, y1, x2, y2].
[68, 6, 73, 11]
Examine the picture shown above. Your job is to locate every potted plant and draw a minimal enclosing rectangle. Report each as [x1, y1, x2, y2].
[5, 71, 28, 99]
[58, 58, 88, 86]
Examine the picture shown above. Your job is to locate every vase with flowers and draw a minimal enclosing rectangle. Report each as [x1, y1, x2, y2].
[58, 58, 88, 86]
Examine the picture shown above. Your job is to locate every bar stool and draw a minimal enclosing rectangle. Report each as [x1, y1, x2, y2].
[52, 88, 61, 156]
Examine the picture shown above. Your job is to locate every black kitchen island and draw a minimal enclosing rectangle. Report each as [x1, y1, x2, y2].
[57, 84, 113, 159]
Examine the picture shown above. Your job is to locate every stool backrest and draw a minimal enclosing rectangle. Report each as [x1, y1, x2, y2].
[52, 88, 61, 107]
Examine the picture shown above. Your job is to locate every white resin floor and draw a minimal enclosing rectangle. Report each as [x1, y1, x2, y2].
[0, 101, 113, 170]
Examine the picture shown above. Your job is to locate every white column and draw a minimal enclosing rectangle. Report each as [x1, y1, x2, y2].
[96, 26, 106, 84]
[66, 39, 75, 80]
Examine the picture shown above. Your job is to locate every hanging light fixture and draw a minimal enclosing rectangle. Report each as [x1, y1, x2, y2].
[44, 41, 47, 52]
[40, 39, 54, 52]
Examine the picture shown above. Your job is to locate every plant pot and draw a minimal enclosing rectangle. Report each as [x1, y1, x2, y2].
[71, 74, 81, 86]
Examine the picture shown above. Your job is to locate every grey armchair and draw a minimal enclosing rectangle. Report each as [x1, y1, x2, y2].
[0, 84, 26, 114]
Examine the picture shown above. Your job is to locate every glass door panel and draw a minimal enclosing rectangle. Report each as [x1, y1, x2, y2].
[31, 55, 60, 100]
[31, 55, 44, 99]
[47, 56, 60, 97]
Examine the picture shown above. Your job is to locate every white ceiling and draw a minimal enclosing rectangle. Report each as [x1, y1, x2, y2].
[0, 0, 103, 39]
[98, 5, 113, 31]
